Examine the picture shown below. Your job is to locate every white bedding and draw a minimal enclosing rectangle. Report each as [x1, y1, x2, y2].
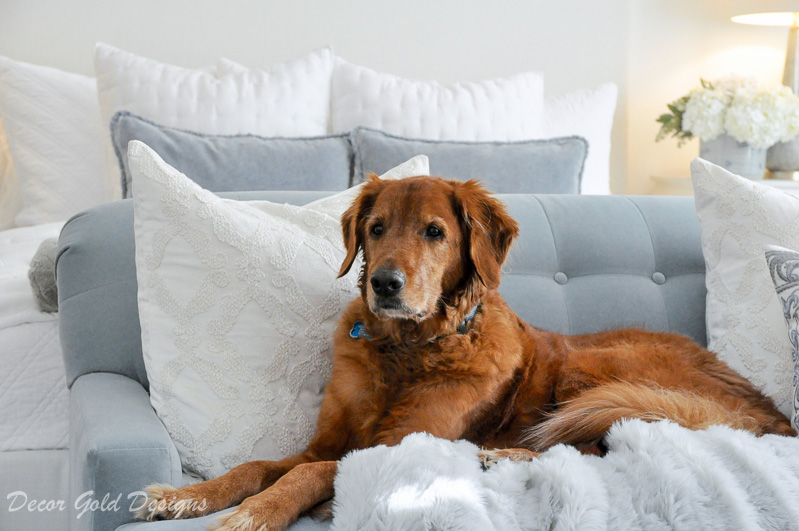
[0, 221, 63, 328]
[0, 221, 69, 451]
[0, 319, 67, 450]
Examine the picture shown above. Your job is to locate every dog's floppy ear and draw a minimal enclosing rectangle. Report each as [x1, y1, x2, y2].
[454, 180, 519, 290]
[338, 174, 384, 278]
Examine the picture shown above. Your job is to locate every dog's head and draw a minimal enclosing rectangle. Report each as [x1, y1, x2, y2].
[338, 175, 519, 322]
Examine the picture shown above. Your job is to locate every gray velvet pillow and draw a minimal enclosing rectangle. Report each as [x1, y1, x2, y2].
[111, 112, 353, 198]
[350, 127, 587, 193]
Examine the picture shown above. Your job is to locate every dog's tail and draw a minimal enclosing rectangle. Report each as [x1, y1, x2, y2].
[522, 381, 762, 451]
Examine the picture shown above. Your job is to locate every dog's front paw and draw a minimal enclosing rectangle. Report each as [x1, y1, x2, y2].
[477, 448, 539, 470]
[136, 484, 211, 521]
[210, 495, 294, 531]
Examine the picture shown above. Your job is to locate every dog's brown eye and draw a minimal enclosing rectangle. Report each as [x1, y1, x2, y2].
[425, 225, 443, 239]
[371, 224, 383, 237]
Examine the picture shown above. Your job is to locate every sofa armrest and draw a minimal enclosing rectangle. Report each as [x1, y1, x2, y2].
[69, 372, 181, 531]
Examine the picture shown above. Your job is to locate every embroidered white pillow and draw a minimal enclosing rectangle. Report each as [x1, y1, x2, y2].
[129, 141, 427, 479]
[691, 157, 799, 416]
[0, 56, 119, 226]
[331, 59, 544, 142]
[544, 83, 617, 195]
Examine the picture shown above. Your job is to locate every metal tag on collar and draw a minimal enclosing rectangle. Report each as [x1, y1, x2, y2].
[349, 321, 371, 340]
[456, 304, 480, 335]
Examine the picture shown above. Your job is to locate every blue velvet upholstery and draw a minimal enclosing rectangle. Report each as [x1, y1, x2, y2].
[56, 192, 706, 530]
[116, 512, 328, 531]
[69, 373, 182, 531]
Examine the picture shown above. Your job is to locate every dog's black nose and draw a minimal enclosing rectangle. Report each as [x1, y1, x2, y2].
[370, 268, 406, 297]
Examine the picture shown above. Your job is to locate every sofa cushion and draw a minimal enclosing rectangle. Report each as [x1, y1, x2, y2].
[498, 194, 706, 344]
[350, 127, 586, 193]
[111, 112, 352, 198]
[115, 513, 327, 531]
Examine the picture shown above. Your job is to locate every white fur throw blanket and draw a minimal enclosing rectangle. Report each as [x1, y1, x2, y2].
[331, 420, 799, 530]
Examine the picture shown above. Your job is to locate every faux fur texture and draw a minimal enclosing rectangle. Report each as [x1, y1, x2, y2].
[332, 420, 799, 530]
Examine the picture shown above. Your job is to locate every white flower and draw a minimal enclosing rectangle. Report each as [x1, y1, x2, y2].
[683, 88, 728, 141]
[713, 75, 758, 102]
[658, 75, 799, 148]
[725, 86, 799, 148]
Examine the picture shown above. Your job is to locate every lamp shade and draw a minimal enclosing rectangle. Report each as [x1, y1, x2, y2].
[732, 0, 799, 25]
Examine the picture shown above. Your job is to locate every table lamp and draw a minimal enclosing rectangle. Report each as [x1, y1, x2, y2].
[733, 0, 799, 179]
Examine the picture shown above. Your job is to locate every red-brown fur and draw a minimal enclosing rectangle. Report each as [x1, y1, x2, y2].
[140, 176, 794, 531]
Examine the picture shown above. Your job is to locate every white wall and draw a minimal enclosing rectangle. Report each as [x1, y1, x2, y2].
[0, 0, 632, 192]
[2, 0, 790, 194]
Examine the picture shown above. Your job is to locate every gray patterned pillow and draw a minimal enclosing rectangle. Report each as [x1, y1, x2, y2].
[765, 244, 799, 431]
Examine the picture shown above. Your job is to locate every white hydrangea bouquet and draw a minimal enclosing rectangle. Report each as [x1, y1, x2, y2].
[656, 75, 799, 149]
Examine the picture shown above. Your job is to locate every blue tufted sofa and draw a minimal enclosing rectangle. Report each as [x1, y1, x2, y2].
[56, 191, 706, 530]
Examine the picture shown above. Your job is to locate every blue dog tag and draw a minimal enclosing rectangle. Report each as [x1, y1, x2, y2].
[349, 321, 371, 340]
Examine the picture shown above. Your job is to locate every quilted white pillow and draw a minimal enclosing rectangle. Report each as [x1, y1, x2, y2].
[95, 44, 333, 138]
[0, 57, 119, 226]
[691, 157, 799, 417]
[331, 59, 544, 142]
[544, 83, 617, 195]
[129, 140, 427, 479]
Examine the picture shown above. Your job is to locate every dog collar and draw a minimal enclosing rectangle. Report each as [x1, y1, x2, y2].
[349, 304, 480, 341]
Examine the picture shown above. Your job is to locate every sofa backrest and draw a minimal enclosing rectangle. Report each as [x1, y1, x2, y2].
[57, 193, 706, 390]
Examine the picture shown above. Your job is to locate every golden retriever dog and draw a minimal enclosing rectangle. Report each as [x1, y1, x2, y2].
[139, 175, 793, 530]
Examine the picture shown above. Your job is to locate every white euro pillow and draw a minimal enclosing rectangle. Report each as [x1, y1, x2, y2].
[0, 56, 119, 226]
[331, 59, 545, 142]
[95, 44, 334, 138]
[544, 83, 617, 195]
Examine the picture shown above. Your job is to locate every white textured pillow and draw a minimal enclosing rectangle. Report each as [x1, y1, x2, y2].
[129, 141, 427, 479]
[544, 83, 617, 195]
[0, 118, 22, 230]
[0, 57, 119, 226]
[95, 44, 333, 138]
[331, 59, 544, 142]
[691, 157, 799, 416]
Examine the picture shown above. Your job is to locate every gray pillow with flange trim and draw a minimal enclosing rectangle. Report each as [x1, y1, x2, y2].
[350, 126, 587, 193]
[111, 111, 353, 198]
